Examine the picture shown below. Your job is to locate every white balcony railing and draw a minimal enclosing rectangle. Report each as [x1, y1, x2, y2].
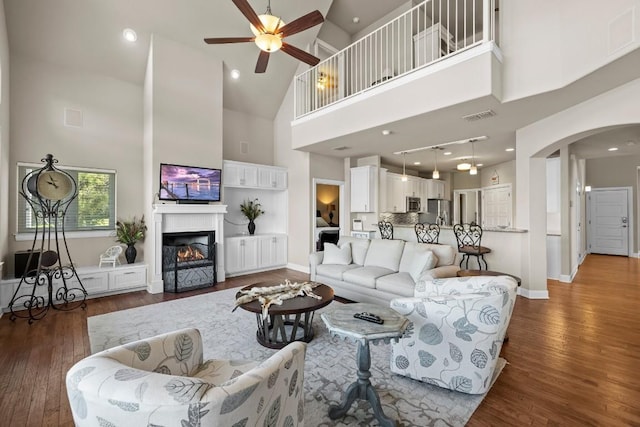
[294, 0, 498, 119]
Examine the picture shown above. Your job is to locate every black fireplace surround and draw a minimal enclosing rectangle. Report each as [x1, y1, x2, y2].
[162, 231, 217, 293]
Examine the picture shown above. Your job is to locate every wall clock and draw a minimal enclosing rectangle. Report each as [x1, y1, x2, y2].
[36, 170, 73, 201]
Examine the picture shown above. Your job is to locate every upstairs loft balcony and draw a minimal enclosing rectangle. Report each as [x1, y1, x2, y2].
[292, 0, 502, 149]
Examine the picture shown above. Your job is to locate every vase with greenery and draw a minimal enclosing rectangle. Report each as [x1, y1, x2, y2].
[240, 199, 264, 235]
[115, 216, 147, 264]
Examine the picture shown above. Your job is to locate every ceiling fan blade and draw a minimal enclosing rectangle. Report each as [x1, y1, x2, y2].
[255, 50, 270, 73]
[204, 37, 255, 44]
[281, 42, 321, 66]
[277, 10, 324, 38]
[232, 0, 265, 33]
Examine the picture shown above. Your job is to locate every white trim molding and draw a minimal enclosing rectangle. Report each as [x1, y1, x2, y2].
[518, 288, 550, 299]
[287, 263, 309, 274]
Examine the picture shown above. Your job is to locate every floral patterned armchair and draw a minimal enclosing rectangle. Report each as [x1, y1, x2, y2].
[389, 276, 517, 394]
[66, 328, 306, 426]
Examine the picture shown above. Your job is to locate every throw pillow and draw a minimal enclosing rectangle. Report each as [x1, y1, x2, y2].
[322, 243, 352, 265]
[399, 243, 439, 281]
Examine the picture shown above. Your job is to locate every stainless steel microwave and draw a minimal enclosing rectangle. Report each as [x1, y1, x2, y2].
[406, 196, 421, 212]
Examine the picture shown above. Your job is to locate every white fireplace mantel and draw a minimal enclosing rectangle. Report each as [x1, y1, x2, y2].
[148, 203, 227, 293]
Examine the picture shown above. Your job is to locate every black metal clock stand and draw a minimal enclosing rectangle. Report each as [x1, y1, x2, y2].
[9, 154, 87, 323]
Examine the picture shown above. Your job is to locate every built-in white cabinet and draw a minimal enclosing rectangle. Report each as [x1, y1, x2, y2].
[425, 179, 448, 200]
[1, 263, 147, 312]
[258, 167, 287, 190]
[259, 235, 287, 268]
[383, 172, 425, 213]
[225, 234, 287, 276]
[413, 23, 455, 67]
[350, 166, 376, 212]
[224, 162, 258, 187]
[223, 161, 288, 277]
[225, 236, 260, 275]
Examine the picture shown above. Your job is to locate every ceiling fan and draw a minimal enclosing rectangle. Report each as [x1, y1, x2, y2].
[204, 0, 324, 73]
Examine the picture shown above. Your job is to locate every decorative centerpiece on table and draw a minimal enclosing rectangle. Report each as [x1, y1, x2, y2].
[115, 216, 147, 264]
[234, 279, 322, 319]
[240, 198, 264, 235]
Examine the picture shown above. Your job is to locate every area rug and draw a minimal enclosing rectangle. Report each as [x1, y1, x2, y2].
[88, 287, 505, 427]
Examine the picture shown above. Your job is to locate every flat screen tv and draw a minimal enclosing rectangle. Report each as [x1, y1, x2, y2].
[159, 163, 221, 203]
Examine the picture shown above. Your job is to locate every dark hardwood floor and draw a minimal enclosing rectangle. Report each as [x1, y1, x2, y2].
[1, 255, 639, 426]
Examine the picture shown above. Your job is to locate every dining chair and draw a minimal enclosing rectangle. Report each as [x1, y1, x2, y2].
[378, 220, 394, 239]
[415, 223, 440, 244]
[453, 223, 491, 270]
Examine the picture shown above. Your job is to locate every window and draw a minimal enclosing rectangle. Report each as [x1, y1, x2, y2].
[18, 164, 116, 234]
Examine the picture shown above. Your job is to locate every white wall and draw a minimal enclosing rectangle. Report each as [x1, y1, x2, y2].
[318, 20, 351, 50]
[516, 77, 640, 295]
[143, 34, 223, 292]
[501, 0, 640, 101]
[223, 108, 274, 165]
[8, 55, 143, 274]
[0, 0, 9, 278]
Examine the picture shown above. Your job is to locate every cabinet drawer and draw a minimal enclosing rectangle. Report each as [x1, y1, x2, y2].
[109, 269, 146, 290]
[74, 273, 108, 294]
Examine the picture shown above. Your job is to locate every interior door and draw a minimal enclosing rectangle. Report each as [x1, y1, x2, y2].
[482, 185, 512, 228]
[588, 189, 629, 256]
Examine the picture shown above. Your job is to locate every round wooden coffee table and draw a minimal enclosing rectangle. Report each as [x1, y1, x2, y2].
[236, 282, 334, 349]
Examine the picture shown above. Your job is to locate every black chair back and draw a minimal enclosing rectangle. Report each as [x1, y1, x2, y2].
[453, 223, 483, 251]
[378, 220, 393, 239]
[415, 223, 440, 244]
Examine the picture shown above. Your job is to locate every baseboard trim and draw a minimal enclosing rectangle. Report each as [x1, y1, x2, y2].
[518, 288, 549, 299]
[631, 252, 640, 259]
[287, 263, 309, 274]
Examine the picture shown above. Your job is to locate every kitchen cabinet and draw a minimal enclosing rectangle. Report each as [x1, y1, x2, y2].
[425, 179, 448, 200]
[350, 166, 376, 212]
[384, 173, 424, 212]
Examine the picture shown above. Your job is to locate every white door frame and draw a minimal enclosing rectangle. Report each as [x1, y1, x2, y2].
[586, 186, 634, 257]
[312, 178, 345, 251]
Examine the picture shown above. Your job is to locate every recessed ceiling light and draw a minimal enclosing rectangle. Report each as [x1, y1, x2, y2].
[608, 147, 618, 151]
[443, 151, 452, 156]
[230, 69, 240, 79]
[381, 129, 391, 136]
[123, 28, 137, 42]
[476, 163, 484, 167]
[505, 147, 515, 152]
[352, 17, 360, 24]
[413, 161, 421, 165]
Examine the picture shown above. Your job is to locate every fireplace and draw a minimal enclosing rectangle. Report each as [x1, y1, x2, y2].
[162, 231, 217, 293]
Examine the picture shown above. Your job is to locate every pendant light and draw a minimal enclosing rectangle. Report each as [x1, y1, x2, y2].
[401, 152, 408, 182]
[432, 149, 440, 179]
[469, 141, 478, 175]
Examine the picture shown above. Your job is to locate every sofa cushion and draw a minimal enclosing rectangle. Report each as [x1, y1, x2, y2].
[399, 243, 438, 281]
[338, 236, 370, 265]
[421, 243, 456, 267]
[363, 239, 405, 271]
[322, 243, 352, 265]
[375, 272, 415, 297]
[343, 266, 395, 288]
[316, 264, 360, 281]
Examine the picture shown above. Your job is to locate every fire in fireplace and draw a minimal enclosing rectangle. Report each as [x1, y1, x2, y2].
[162, 231, 217, 293]
[177, 246, 206, 262]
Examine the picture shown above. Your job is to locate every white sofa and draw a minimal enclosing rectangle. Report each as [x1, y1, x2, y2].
[390, 276, 518, 394]
[309, 236, 460, 306]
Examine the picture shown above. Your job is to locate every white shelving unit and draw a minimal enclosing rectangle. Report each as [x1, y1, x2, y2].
[223, 160, 288, 277]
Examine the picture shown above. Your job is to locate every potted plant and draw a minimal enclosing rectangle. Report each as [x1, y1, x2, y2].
[115, 216, 147, 264]
[240, 199, 264, 235]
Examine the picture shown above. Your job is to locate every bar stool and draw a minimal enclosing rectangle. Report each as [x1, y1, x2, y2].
[453, 223, 491, 270]
[378, 220, 393, 239]
[415, 223, 440, 244]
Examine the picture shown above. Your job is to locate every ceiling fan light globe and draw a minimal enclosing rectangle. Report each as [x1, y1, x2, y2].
[250, 14, 285, 36]
[255, 33, 282, 52]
